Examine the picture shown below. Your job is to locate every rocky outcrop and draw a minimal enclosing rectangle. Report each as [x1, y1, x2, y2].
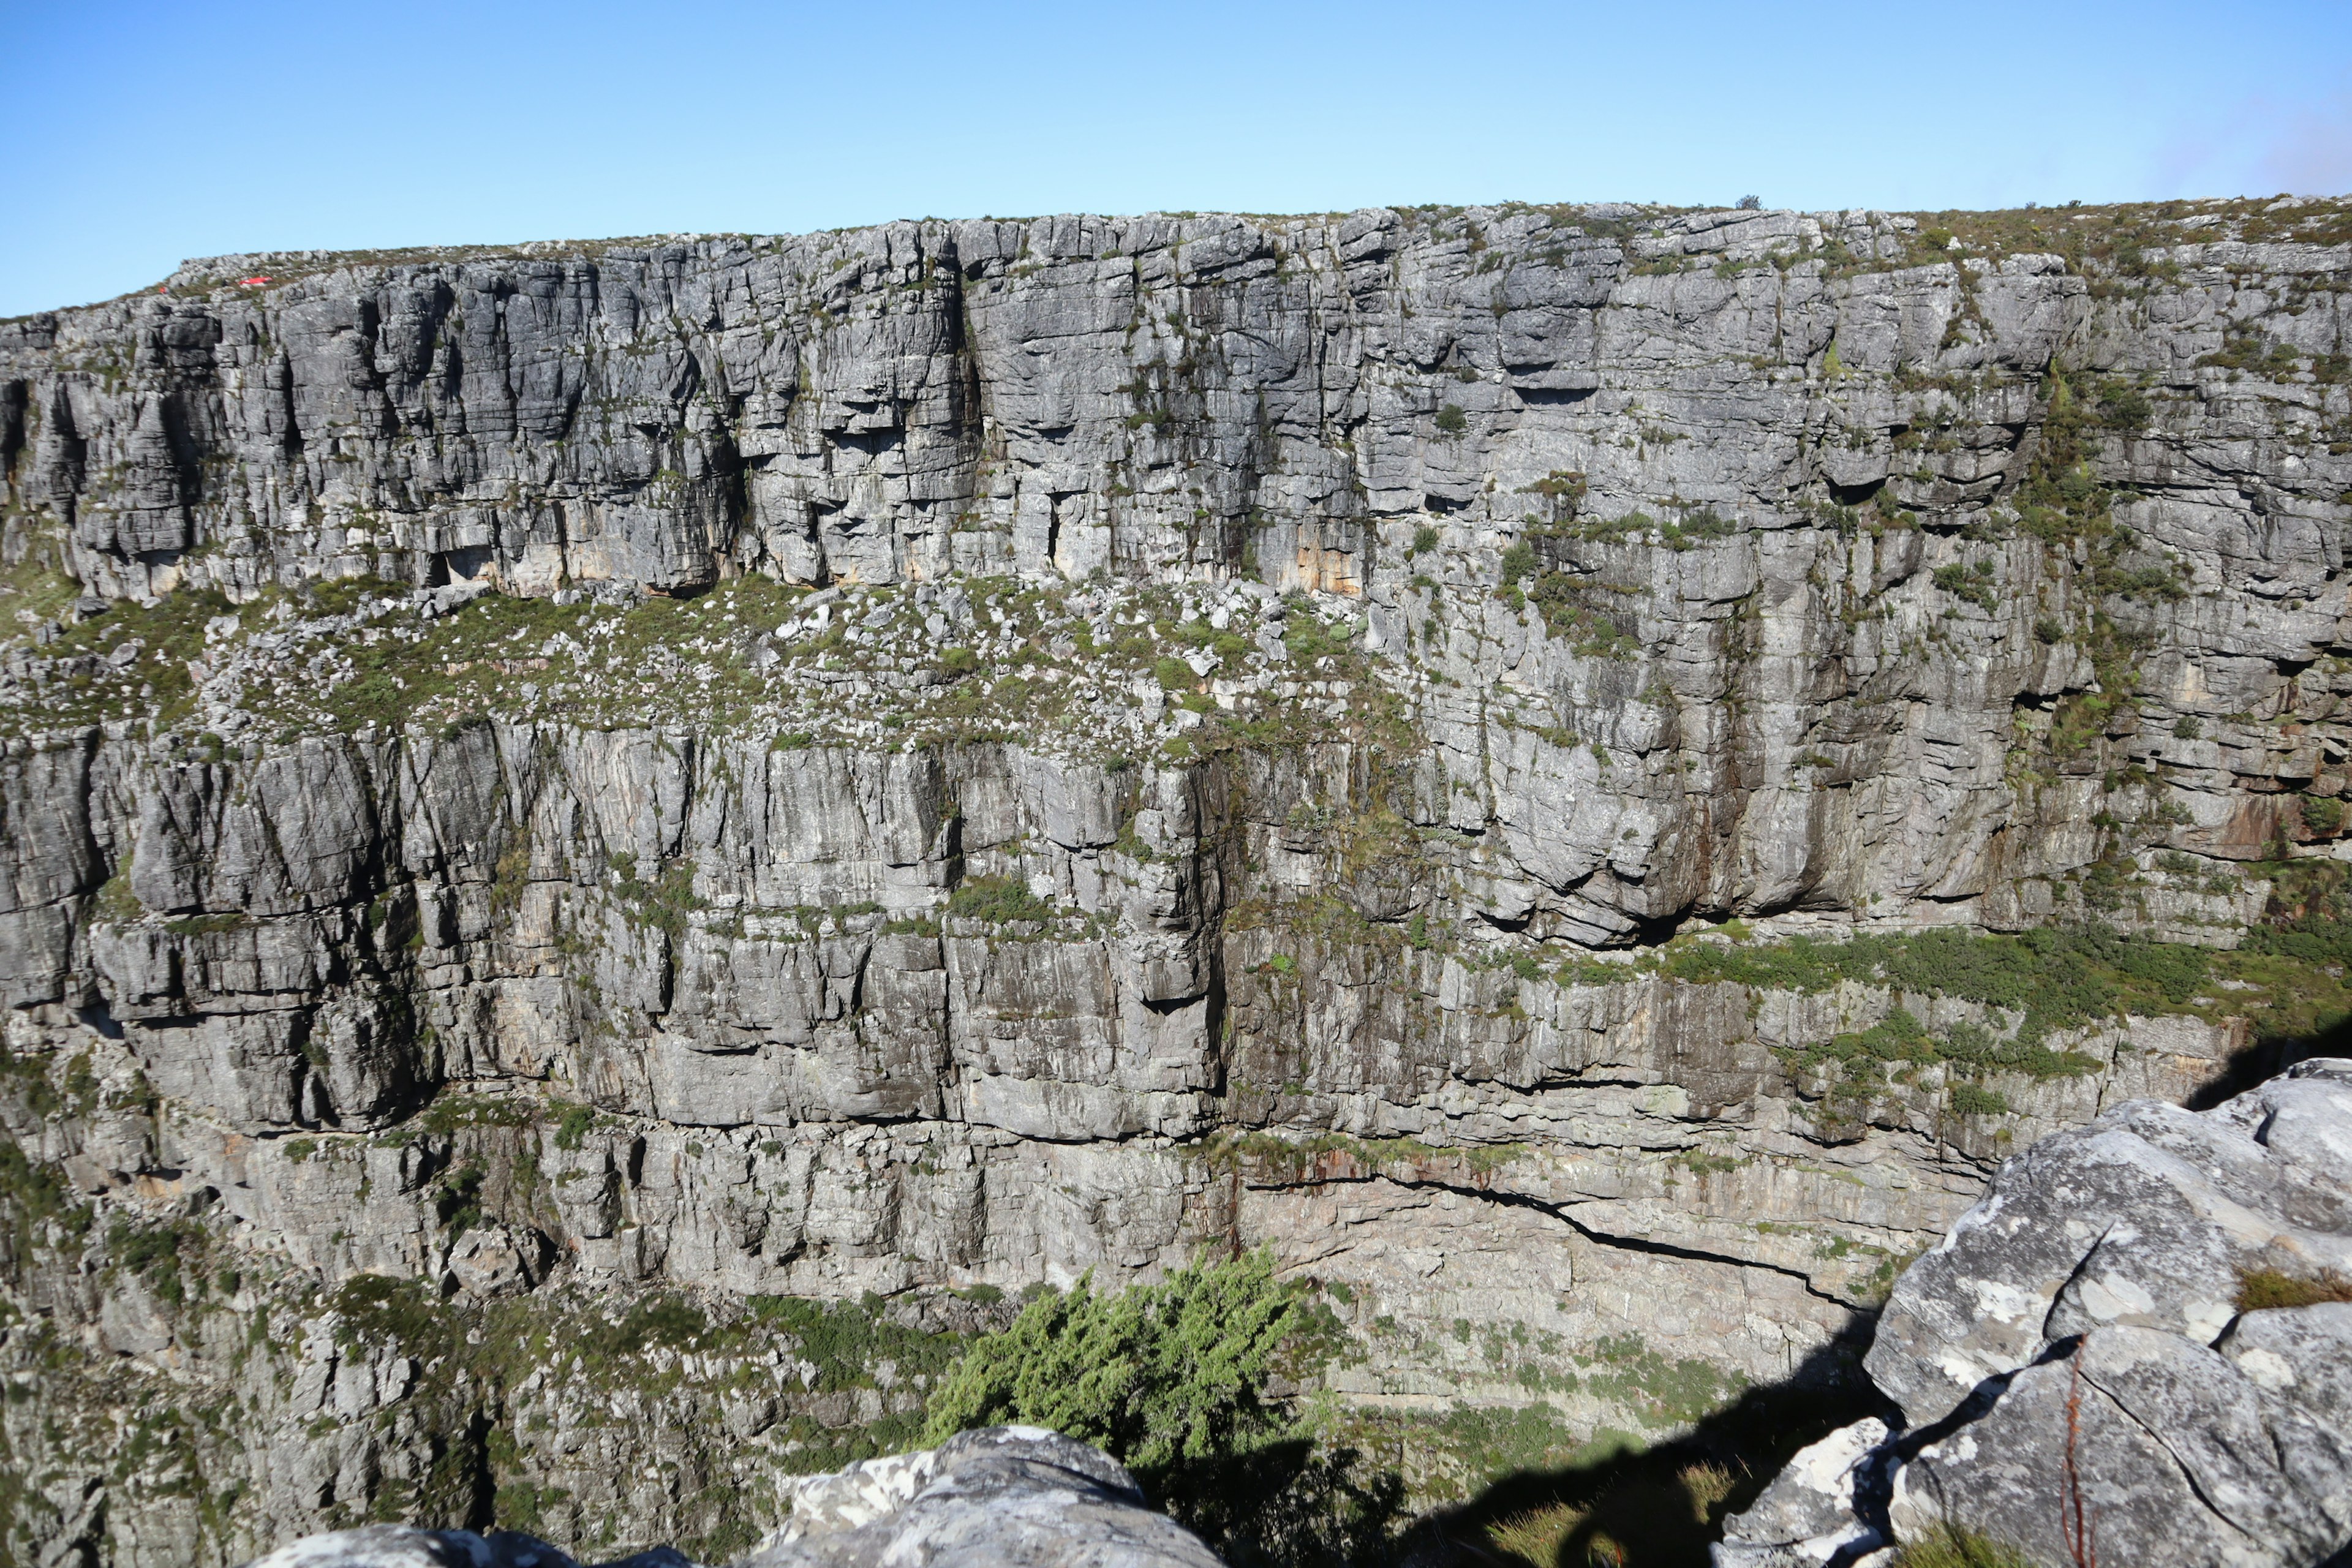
[238, 1428, 1213, 1568]
[4, 197, 2352, 1564]
[1716, 1057, 2352, 1567]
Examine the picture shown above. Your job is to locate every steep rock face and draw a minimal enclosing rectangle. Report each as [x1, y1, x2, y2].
[6, 200, 2351, 940]
[1, 198, 2350, 1564]
[1717, 1058, 2352, 1568]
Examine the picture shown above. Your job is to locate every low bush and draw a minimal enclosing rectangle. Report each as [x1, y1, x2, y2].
[946, 874, 1055, 925]
[921, 1253, 1402, 1564]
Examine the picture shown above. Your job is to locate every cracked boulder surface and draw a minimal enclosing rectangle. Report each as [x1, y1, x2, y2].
[3, 196, 2352, 1564]
[236, 1428, 1213, 1568]
[1717, 1058, 2352, 1568]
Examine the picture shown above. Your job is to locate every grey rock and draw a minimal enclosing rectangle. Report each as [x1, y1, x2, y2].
[1868, 1058, 2352, 1427]
[1725, 1060, 2352, 1568]
[1710, 1417, 1893, 1567]
[6, 198, 2352, 1560]
[744, 1427, 1220, 1568]
[236, 1431, 1215, 1568]
[240, 1526, 688, 1568]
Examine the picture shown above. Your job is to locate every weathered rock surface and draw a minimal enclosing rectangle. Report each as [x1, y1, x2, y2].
[743, 1427, 1221, 1568]
[1717, 1058, 2352, 1568]
[237, 1428, 1210, 1568]
[2, 197, 2351, 1564]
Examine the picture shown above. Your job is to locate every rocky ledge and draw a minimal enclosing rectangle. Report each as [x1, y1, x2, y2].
[1717, 1057, 2352, 1567]
[241, 1427, 1217, 1568]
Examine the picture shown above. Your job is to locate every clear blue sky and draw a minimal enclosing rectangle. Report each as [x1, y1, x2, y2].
[2, 0, 2346, 317]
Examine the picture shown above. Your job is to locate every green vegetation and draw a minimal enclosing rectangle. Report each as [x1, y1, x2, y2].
[923, 1252, 1300, 1482]
[304, 1274, 990, 1553]
[106, 1219, 200, 1305]
[1899, 196, 2352, 283]
[548, 1101, 598, 1150]
[1525, 572, 1638, 658]
[1948, 1084, 2013, 1117]
[1778, 1007, 2095, 1096]
[1889, 1523, 2040, 1568]
[1662, 924, 2214, 1044]
[1485, 1463, 1739, 1568]
[2235, 1265, 2352, 1312]
[1931, 562, 1997, 612]
[946, 873, 1055, 925]
[1579, 1335, 1745, 1430]
[608, 852, 705, 939]
[922, 1254, 1400, 1564]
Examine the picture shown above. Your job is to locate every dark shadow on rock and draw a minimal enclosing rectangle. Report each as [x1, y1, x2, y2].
[1153, 1436, 1414, 1568]
[2185, 1014, 2349, 1110]
[1396, 1334, 1890, 1568]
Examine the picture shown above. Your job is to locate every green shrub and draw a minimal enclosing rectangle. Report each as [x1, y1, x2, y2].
[946, 874, 1054, 925]
[1499, 543, 1538, 586]
[1948, 1084, 2011, 1117]
[1411, 524, 1440, 556]
[1931, 564, 1997, 611]
[549, 1101, 597, 1150]
[1435, 403, 1469, 435]
[939, 647, 979, 677]
[922, 1251, 1300, 1490]
[108, 1219, 194, 1305]
[1281, 609, 1355, 663]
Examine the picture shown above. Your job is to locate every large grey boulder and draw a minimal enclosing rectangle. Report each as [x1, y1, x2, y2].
[237, 1428, 1221, 1568]
[1717, 1059, 2352, 1568]
[237, 1528, 684, 1568]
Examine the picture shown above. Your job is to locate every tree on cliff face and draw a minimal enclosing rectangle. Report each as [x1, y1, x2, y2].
[923, 1251, 1403, 1566]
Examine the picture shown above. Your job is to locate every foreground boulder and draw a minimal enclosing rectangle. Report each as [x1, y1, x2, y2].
[1717, 1058, 2352, 1568]
[239, 1428, 1222, 1568]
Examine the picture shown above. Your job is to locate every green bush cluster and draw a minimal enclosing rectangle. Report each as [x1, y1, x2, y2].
[1782, 1008, 2095, 1109]
[1665, 924, 2207, 1046]
[1931, 562, 1997, 612]
[946, 873, 1055, 925]
[1281, 607, 1358, 663]
[922, 1252, 1300, 1480]
[918, 1253, 1401, 1563]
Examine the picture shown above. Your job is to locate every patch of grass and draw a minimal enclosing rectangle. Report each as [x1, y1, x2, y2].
[2235, 1266, 2352, 1312]
[748, 1294, 968, 1392]
[1890, 1523, 2039, 1568]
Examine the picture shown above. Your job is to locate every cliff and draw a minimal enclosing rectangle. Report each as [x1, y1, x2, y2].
[2, 195, 2350, 1565]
